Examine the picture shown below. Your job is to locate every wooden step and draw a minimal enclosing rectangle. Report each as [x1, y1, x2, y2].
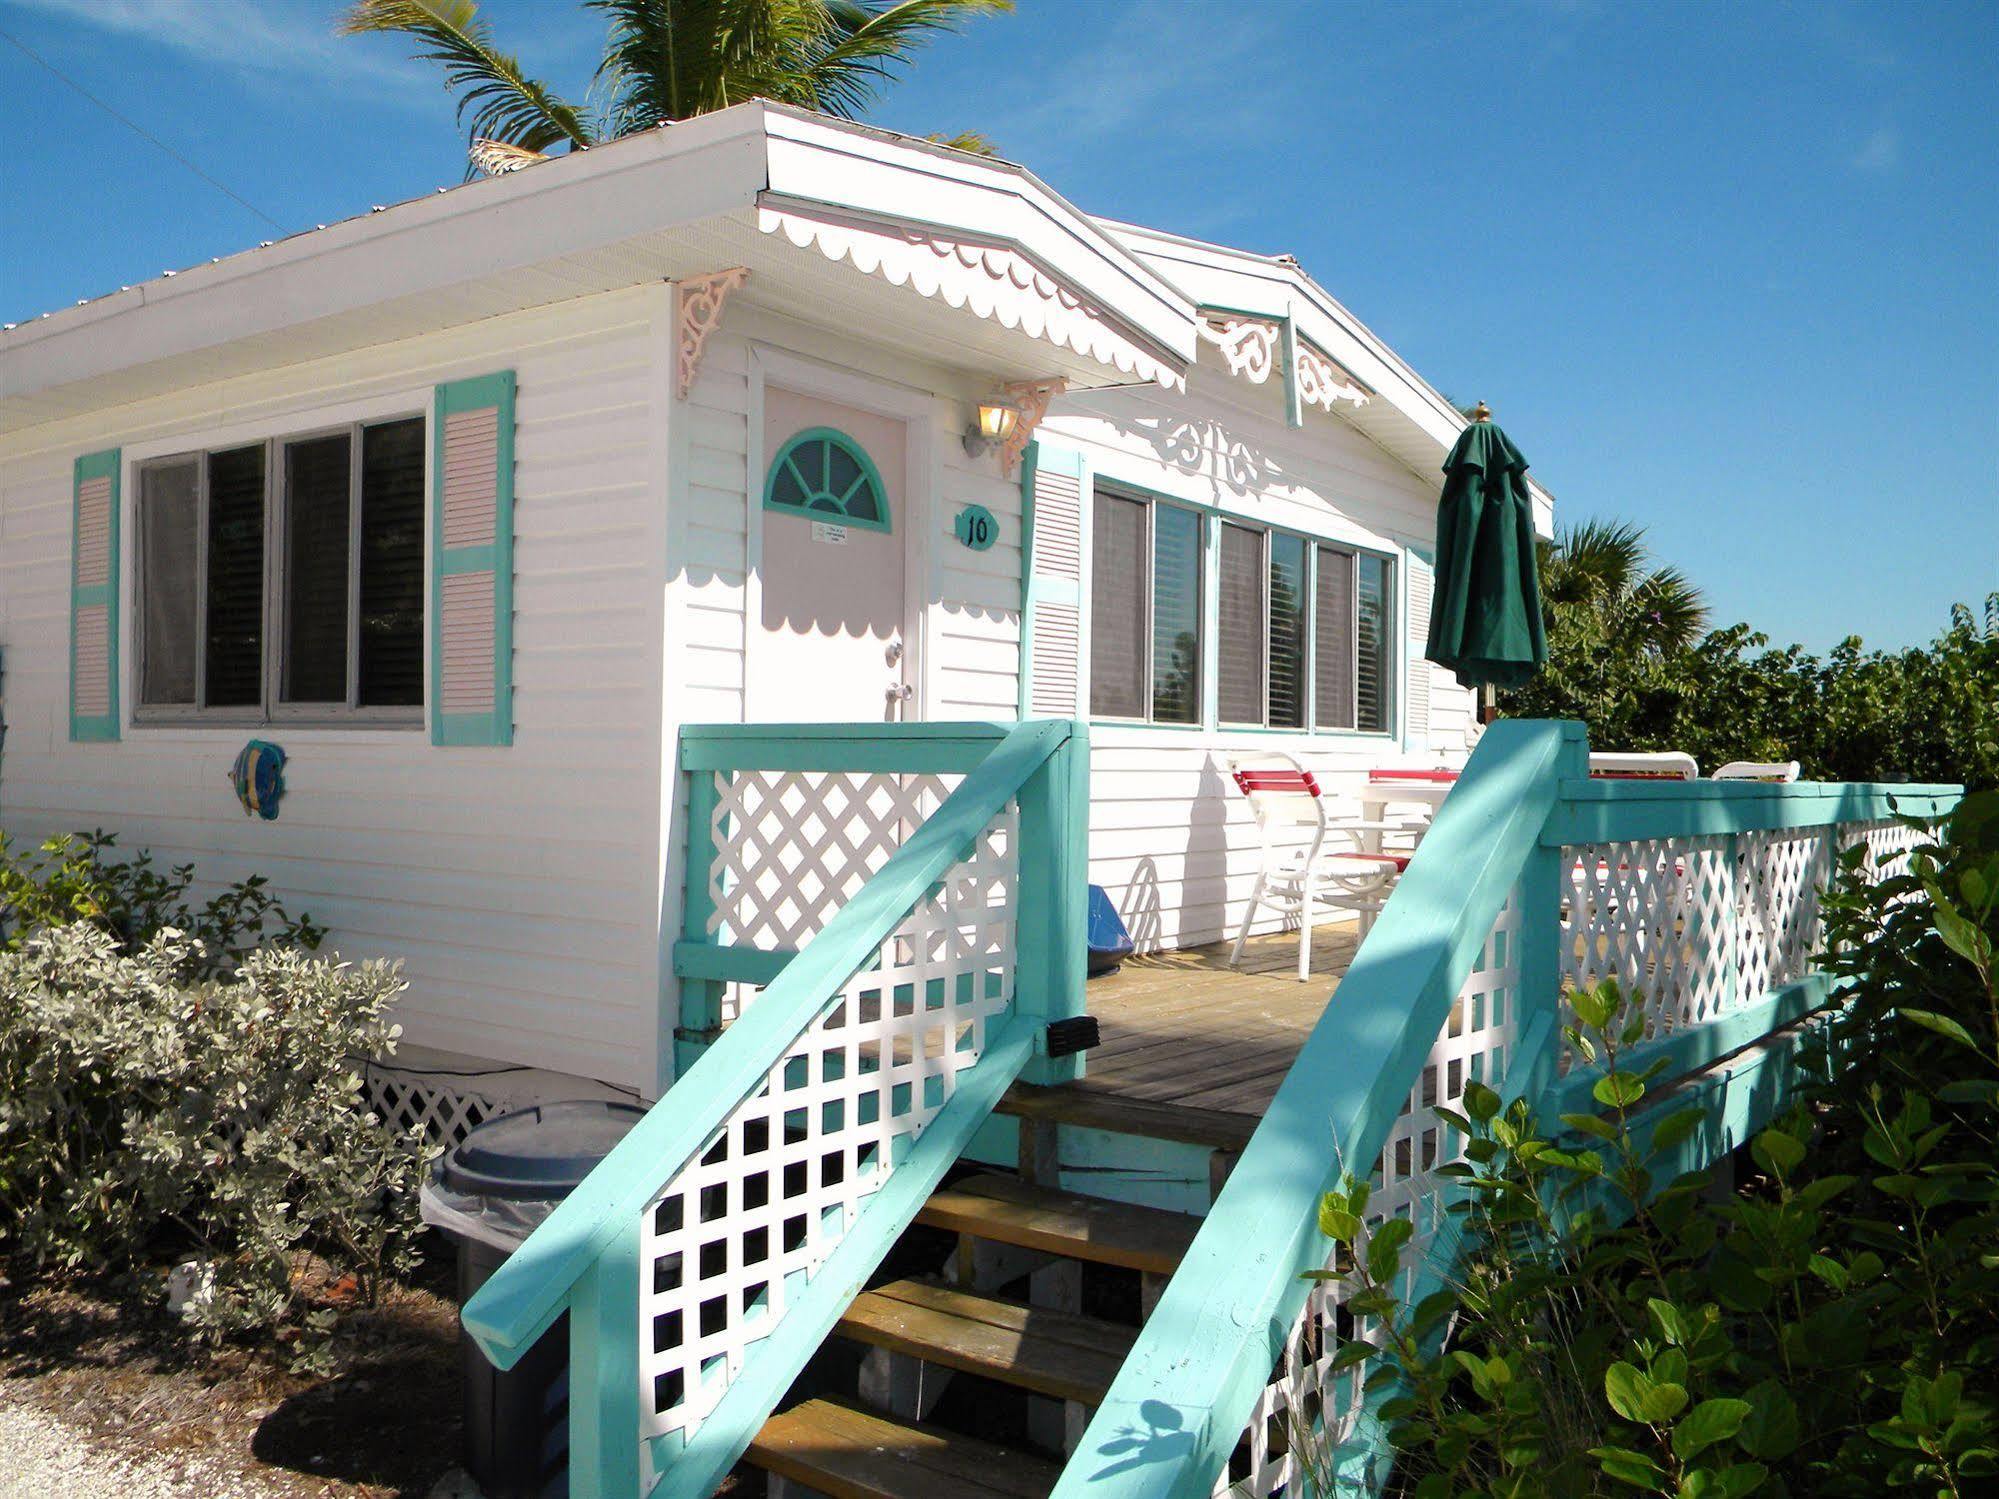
[917, 1172, 1202, 1276]
[836, 1279, 1134, 1405]
[997, 1080, 1260, 1151]
[747, 1397, 1062, 1499]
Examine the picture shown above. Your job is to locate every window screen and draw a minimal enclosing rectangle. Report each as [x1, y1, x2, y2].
[1217, 522, 1265, 724]
[1314, 544, 1357, 730]
[1268, 533, 1307, 729]
[138, 460, 199, 707]
[282, 433, 352, 704]
[1089, 491, 1147, 719]
[203, 444, 266, 709]
[358, 418, 425, 708]
[1150, 504, 1203, 724]
[1357, 551, 1395, 733]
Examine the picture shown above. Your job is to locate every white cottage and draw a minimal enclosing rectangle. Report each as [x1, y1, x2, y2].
[0, 102, 1553, 1111]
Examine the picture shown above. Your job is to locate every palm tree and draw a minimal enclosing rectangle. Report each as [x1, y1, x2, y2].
[1537, 518, 1708, 660]
[340, 0, 1012, 174]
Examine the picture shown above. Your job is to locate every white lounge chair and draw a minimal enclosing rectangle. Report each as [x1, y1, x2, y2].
[1713, 760, 1801, 783]
[1226, 752, 1410, 982]
[1588, 751, 1698, 781]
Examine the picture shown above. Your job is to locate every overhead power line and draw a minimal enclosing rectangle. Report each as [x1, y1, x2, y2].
[1, 25, 288, 236]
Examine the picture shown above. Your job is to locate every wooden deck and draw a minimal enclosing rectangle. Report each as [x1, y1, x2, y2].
[1075, 921, 1358, 1119]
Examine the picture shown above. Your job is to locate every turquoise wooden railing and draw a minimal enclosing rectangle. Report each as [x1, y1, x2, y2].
[462, 719, 1088, 1498]
[1053, 721, 1959, 1499]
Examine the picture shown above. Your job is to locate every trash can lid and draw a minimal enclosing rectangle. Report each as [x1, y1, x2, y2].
[436, 1099, 646, 1201]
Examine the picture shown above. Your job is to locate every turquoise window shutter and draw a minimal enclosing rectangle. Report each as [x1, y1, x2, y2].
[69, 448, 121, 742]
[1018, 441, 1089, 718]
[431, 372, 516, 747]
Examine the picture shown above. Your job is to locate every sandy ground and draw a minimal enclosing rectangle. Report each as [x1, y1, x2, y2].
[0, 1395, 283, 1499]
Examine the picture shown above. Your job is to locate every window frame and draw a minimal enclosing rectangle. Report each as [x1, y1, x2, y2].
[131, 413, 428, 730]
[1088, 484, 1206, 728]
[1085, 478, 1401, 738]
[762, 425, 893, 533]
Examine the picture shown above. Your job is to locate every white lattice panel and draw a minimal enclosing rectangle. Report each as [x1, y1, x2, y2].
[361, 1064, 504, 1153]
[706, 770, 962, 950]
[1563, 837, 1737, 1042]
[1736, 827, 1834, 1000]
[640, 805, 1018, 1464]
[1220, 891, 1520, 1497]
[1860, 820, 1922, 884]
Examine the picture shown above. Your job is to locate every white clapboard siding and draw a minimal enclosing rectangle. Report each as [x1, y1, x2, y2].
[0, 288, 665, 1090]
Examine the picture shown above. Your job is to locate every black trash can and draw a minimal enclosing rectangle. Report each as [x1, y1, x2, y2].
[421, 1100, 645, 1499]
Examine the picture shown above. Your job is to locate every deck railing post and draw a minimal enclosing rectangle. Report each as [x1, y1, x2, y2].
[674, 758, 725, 1085]
[1015, 720, 1090, 1087]
[1515, 724, 1591, 1108]
[568, 1216, 643, 1499]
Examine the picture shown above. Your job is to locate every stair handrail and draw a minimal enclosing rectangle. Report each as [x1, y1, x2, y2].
[462, 716, 1085, 1496]
[1052, 719, 1589, 1499]
[1056, 719, 1962, 1499]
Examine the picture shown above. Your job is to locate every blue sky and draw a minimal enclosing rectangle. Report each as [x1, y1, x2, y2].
[1, 0, 1992, 651]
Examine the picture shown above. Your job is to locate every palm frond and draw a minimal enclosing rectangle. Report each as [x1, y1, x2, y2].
[806, 0, 1012, 117]
[1627, 566, 1709, 654]
[340, 0, 595, 162]
[926, 129, 1000, 156]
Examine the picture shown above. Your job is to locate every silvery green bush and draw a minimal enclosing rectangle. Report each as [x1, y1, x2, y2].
[0, 921, 426, 1363]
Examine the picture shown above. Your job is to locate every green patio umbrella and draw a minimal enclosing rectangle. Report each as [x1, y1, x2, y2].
[1425, 402, 1547, 695]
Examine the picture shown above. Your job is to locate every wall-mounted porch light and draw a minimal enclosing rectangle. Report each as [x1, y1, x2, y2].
[961, 398, 1020, 459]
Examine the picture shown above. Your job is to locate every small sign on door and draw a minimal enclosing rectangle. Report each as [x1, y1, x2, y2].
[810, 520, 849, 546]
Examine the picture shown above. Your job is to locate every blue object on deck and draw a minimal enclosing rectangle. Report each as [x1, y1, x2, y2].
[1087, 884, 1133, 976]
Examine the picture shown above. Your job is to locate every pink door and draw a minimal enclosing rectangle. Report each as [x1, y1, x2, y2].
[750, 388, 912, 722]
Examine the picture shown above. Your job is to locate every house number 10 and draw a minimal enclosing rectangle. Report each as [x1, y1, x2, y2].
[954, 505, 998, 551]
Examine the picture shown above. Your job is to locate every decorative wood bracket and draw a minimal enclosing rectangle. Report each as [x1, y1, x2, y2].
[1197, 310, 1370, 425]
[1000, 376, 1067, 477]
[676, 267, 750, 399]
[1197, 315, 1280, 383]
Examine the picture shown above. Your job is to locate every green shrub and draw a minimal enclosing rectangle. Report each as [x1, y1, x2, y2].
[0, 839, 421, 1367]
[1301, 795, 1999, 1498]
[0, 829, 326, 974]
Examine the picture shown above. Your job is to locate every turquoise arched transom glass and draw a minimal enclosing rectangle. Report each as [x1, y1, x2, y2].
[763, 427, 891, 532]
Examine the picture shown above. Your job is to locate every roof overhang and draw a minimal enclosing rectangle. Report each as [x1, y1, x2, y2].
[0, 103, 1194, 435]
[1102, 221, 1558, 536]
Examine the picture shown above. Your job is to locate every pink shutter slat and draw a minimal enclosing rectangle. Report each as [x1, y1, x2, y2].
[440, 570, 497, 714]
[73, 604, 110, 715]
[442, 408, 500, 547]
[74, 476, 112, 588]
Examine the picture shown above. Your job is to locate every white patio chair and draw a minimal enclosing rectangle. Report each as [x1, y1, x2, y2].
[1226, 752, 1411, 982]
[1588, 751, 1698, 781]
[1713, 760, 1801, 783]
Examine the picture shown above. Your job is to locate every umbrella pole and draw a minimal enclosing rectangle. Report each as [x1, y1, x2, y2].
[1480, 684, 1499, 724]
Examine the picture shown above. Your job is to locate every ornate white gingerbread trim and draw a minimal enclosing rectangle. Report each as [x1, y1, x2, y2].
[676, 267, 750, 400]
[1295, 342, 1370, 410]
[1000, 376, 1066, 476]
[1197, 315, 1281, 383]
[1197, 311, 1370, 413]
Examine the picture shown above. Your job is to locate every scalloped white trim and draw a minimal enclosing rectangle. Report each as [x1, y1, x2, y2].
[759, 205, 1184, 391]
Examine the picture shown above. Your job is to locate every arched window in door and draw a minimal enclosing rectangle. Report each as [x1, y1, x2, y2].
[763, 427, 891, 532]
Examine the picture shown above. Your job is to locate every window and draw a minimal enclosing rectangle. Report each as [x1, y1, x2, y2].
[1089, 489, 1204, 723]
[764, 427, 890, 531]
[1217, 526, 1314, 729]
[1088, 483, 1398, 734]
[135, 414, 426, 723]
